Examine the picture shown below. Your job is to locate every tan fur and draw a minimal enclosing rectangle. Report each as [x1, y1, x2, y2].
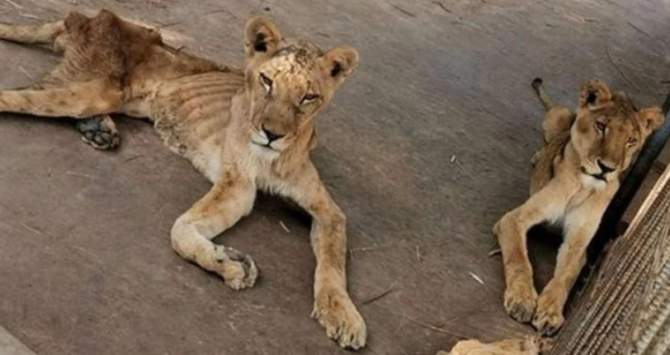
[493, 78, 664, 335]
[0, 10, 365, 349]
[437, 337, 540, 355]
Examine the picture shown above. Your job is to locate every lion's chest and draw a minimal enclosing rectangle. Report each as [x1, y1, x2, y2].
[152, 115, 225, 182]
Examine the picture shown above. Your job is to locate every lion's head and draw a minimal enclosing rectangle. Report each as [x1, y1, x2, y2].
[572, 79, 664, 185]
[241, 17, 359, 156]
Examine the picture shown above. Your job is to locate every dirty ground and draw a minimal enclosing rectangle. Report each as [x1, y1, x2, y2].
[0, 1, 669, 354]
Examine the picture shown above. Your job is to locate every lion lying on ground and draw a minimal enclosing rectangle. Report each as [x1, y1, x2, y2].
[494, 78, 664, 335]
[0, 10, 365, 349]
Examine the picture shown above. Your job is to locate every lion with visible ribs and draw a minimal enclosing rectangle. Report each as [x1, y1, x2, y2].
[0, 10, 365, 349]
[494, 78, 664, 335]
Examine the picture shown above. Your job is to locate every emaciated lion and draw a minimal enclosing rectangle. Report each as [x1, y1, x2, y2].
[0, 10, 365, 349]
[494, 78, 664, 335]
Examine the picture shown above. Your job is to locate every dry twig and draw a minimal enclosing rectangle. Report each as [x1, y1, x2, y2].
[123, 155, 142, 163]
[605, 46, 640, 90]
[18, 65, 33, 80]
[349, 244, 397, 253]
[434, 1, 452, 13]
[391, 4, 415, 17]
[279, 221, 290, 233]
[19, 13, 39, 20]
[362, 285, 396, 305]
[469, 272, 485, 285]
[404, 316, 468, 339]
[2, 0, 23, 10]
[627, 21, 650, 37]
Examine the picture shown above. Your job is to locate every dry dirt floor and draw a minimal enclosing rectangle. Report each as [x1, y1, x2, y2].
[1, 0, 669, 354]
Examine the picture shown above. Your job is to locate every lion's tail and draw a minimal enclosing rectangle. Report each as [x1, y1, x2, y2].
[531, 78, 553, 112]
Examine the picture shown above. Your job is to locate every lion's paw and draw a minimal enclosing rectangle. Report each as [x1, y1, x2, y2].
[504, 281, 537, 323]
[313, 288, 367, 350]
[77, 115, 120, 150]
[532, 291, 565, 336]
[214, 246, 259, 290]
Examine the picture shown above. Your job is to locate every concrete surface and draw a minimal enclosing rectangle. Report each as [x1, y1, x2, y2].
[0, 1, 669, 354]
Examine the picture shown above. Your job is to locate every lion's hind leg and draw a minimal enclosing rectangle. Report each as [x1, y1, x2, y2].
[0, 79, 123, 118]
[541, 107, 574, 144]
[0, 11, 134, 149]
[529, 78, 574, 193]
[0, 21, 65, 50]
[531, 78, 575, 144]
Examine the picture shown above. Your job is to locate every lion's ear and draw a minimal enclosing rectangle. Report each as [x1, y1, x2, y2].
[319, 46, 359, 86]
[244, 16, 282, 58]
[639, 106, 665, 137]
[579, 79, 613, 110]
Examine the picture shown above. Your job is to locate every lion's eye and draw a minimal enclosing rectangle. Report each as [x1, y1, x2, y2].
[595, 121, 606, 133]
[627, 137, 638, 146]
[260, 73, 273, 93]
[301, 93, 320, 105]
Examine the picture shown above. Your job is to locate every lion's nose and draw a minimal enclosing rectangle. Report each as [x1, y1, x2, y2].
[262, 125, 285, 142]
[597, 159, 615, 175]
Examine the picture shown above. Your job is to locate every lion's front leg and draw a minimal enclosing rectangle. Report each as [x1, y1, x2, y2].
[310, 207, 366, 350]
[494, 180, 571, 324]
[285, 164, 366, 350]
[170, 170, 258, 290]
[76, 115, 121, 150]
[0, 80, 125, 150]
[532, 198, 606, 335]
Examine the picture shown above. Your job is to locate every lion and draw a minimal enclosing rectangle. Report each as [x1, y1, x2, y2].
[493, 78, 664, 335]
[0, 10, 366, 349]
